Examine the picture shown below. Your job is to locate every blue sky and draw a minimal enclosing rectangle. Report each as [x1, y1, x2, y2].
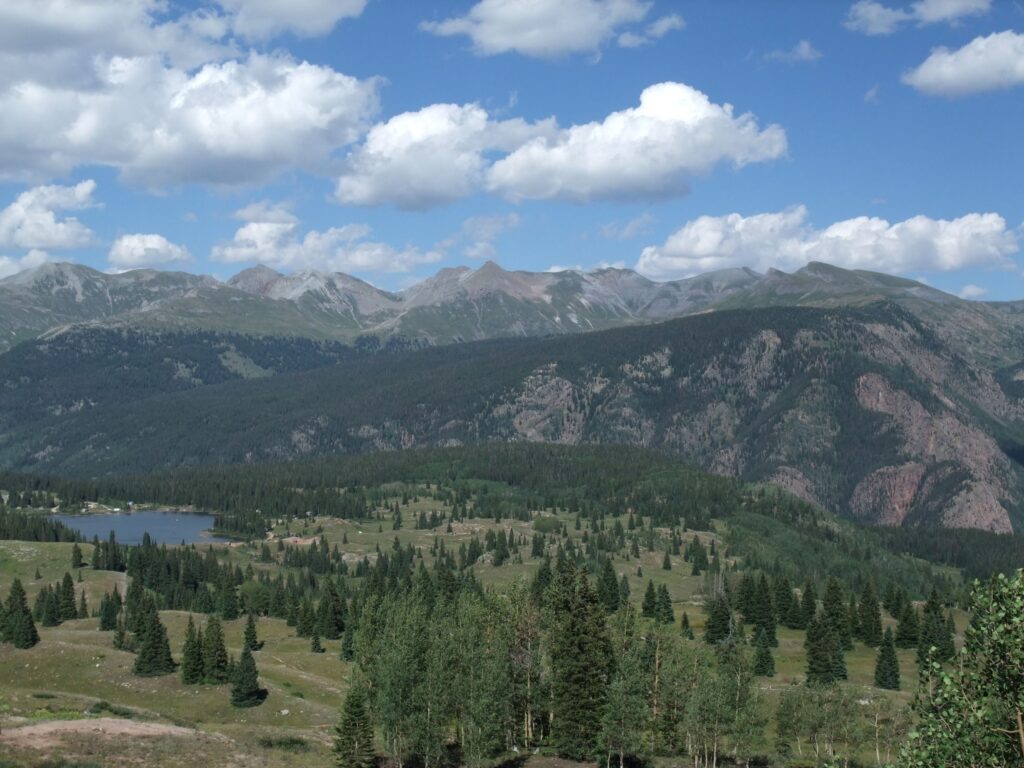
[0, 0, 1022, 299]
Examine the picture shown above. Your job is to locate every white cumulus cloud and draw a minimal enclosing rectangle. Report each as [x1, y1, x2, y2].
[487, 82, 787, 203]
[212, 203, 442, 274]
[0, 53, 380, 186]
[109, 234, 192, 269]
[845, 0, 990, 35]
[903, 30, 1024, 96]
[0, 181, 97, 250]
[421, 0, 653, 58]
[636, 205, 1018, 279]
[336, 103, 556, 210]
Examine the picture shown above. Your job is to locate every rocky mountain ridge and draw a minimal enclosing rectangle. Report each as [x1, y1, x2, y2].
[0, 258, 930, 352]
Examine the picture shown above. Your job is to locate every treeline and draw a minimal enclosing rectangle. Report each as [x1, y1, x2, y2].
[0, 443, 970, 595]
[0, 508, 80, 542]
[875, 525, 1024, 581]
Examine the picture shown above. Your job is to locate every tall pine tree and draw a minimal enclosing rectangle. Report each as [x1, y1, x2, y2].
[2, 578, 39, 648]
[334, 682, 375, 768]
[548, 562, 612, 761]
[874, 627, 900, 690]
[133, 597, 175, 677]
[181, 616, 204, 684]
[230, 645, 264, 707]
[203, 615, 229, 683]
[752, 628, 775, 677]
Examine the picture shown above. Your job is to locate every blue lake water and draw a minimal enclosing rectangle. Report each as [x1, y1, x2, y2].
[53, 510, 231, 546]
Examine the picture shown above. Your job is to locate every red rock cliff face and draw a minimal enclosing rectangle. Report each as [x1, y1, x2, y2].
[853, 373, 1014, 533]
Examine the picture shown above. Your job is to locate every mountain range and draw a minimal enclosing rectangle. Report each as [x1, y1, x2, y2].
[2, 258, 1024, 533]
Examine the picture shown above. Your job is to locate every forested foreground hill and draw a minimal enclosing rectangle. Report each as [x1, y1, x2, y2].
[2, 444, 1024, 767]
[5, 303, 1024, 532]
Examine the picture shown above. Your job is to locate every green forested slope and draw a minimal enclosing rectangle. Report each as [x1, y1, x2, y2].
[3, 304, 1024, 530]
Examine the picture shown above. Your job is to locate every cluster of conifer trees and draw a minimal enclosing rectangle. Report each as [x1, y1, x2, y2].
[32, 571, 87, 626]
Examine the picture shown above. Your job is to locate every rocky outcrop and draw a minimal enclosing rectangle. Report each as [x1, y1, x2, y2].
[853, 374, 1014, 532]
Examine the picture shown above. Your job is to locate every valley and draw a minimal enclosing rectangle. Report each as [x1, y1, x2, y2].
[0, 445, 974, 767]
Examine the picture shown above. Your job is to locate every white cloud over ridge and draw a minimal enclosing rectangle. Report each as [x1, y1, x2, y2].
[903, 31, 1024, 96]
[0, 249, 49, 280]
[844, 0, 990, 36]
[487, 82, 787, 203]
[438, 213, 521, 260]
[958, 283, 988, 299]
[0, 181, 96, 250]
[421, 0, 654, 58]
[212, 203, 442, 274]
[109, 234, 192, 269]
[637, 206, 1018, 279]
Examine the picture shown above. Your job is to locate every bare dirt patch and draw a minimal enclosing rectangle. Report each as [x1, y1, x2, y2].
[0, 716, 206, 749]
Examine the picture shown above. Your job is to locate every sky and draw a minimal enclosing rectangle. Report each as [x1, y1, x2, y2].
[0, 0, 1022, 299]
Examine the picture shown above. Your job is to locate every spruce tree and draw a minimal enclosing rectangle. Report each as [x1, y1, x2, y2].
[751, 574, 778, 647]
[230, 646, 264, 708]
[737, 573, 757, 619]
[77, 590, 88, 619]
[895, 601, 920, 648]
[752, 628, 775, 677]
[341, 622, 355, 661]
[3, 578, 39, 648]
[58, 572, 77, 620]
[661, 551, 672, 571]
[548, 563, 612, 761]
[311, 630, 325, 653]
[133, 598, 175, 677]
[858, 581, 883, 647]
[317, 581, 346, 640]
[99, 591, 120, 631]
[71, 543, 83, 569]
[822, 578, 852, 651]
[805, 616, 841, 685]
[918, 589, 954, 666]
[800, 580, 817, 628]
[243, 613, 261, 651]
[874, 627, 900, 690]
[334, 683, 375, 768]
[846, 594, 861, 644]
[655, 583, 673, 624]
[703, 594, 733, 645]
[181, 616, 204, 684]
[597, 558, 620, 613]
[39, 587, 60, 627]
[617, 574, 630, 606]
[113, 616, 128, 650]
[219, 574, 240, 620]
[641, 580, 658, 619]
[297, 598, 315, 637]
[202, 615, 229, 683]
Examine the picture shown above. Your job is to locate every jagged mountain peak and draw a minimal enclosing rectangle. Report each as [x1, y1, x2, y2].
[227, 265, 283, 295]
